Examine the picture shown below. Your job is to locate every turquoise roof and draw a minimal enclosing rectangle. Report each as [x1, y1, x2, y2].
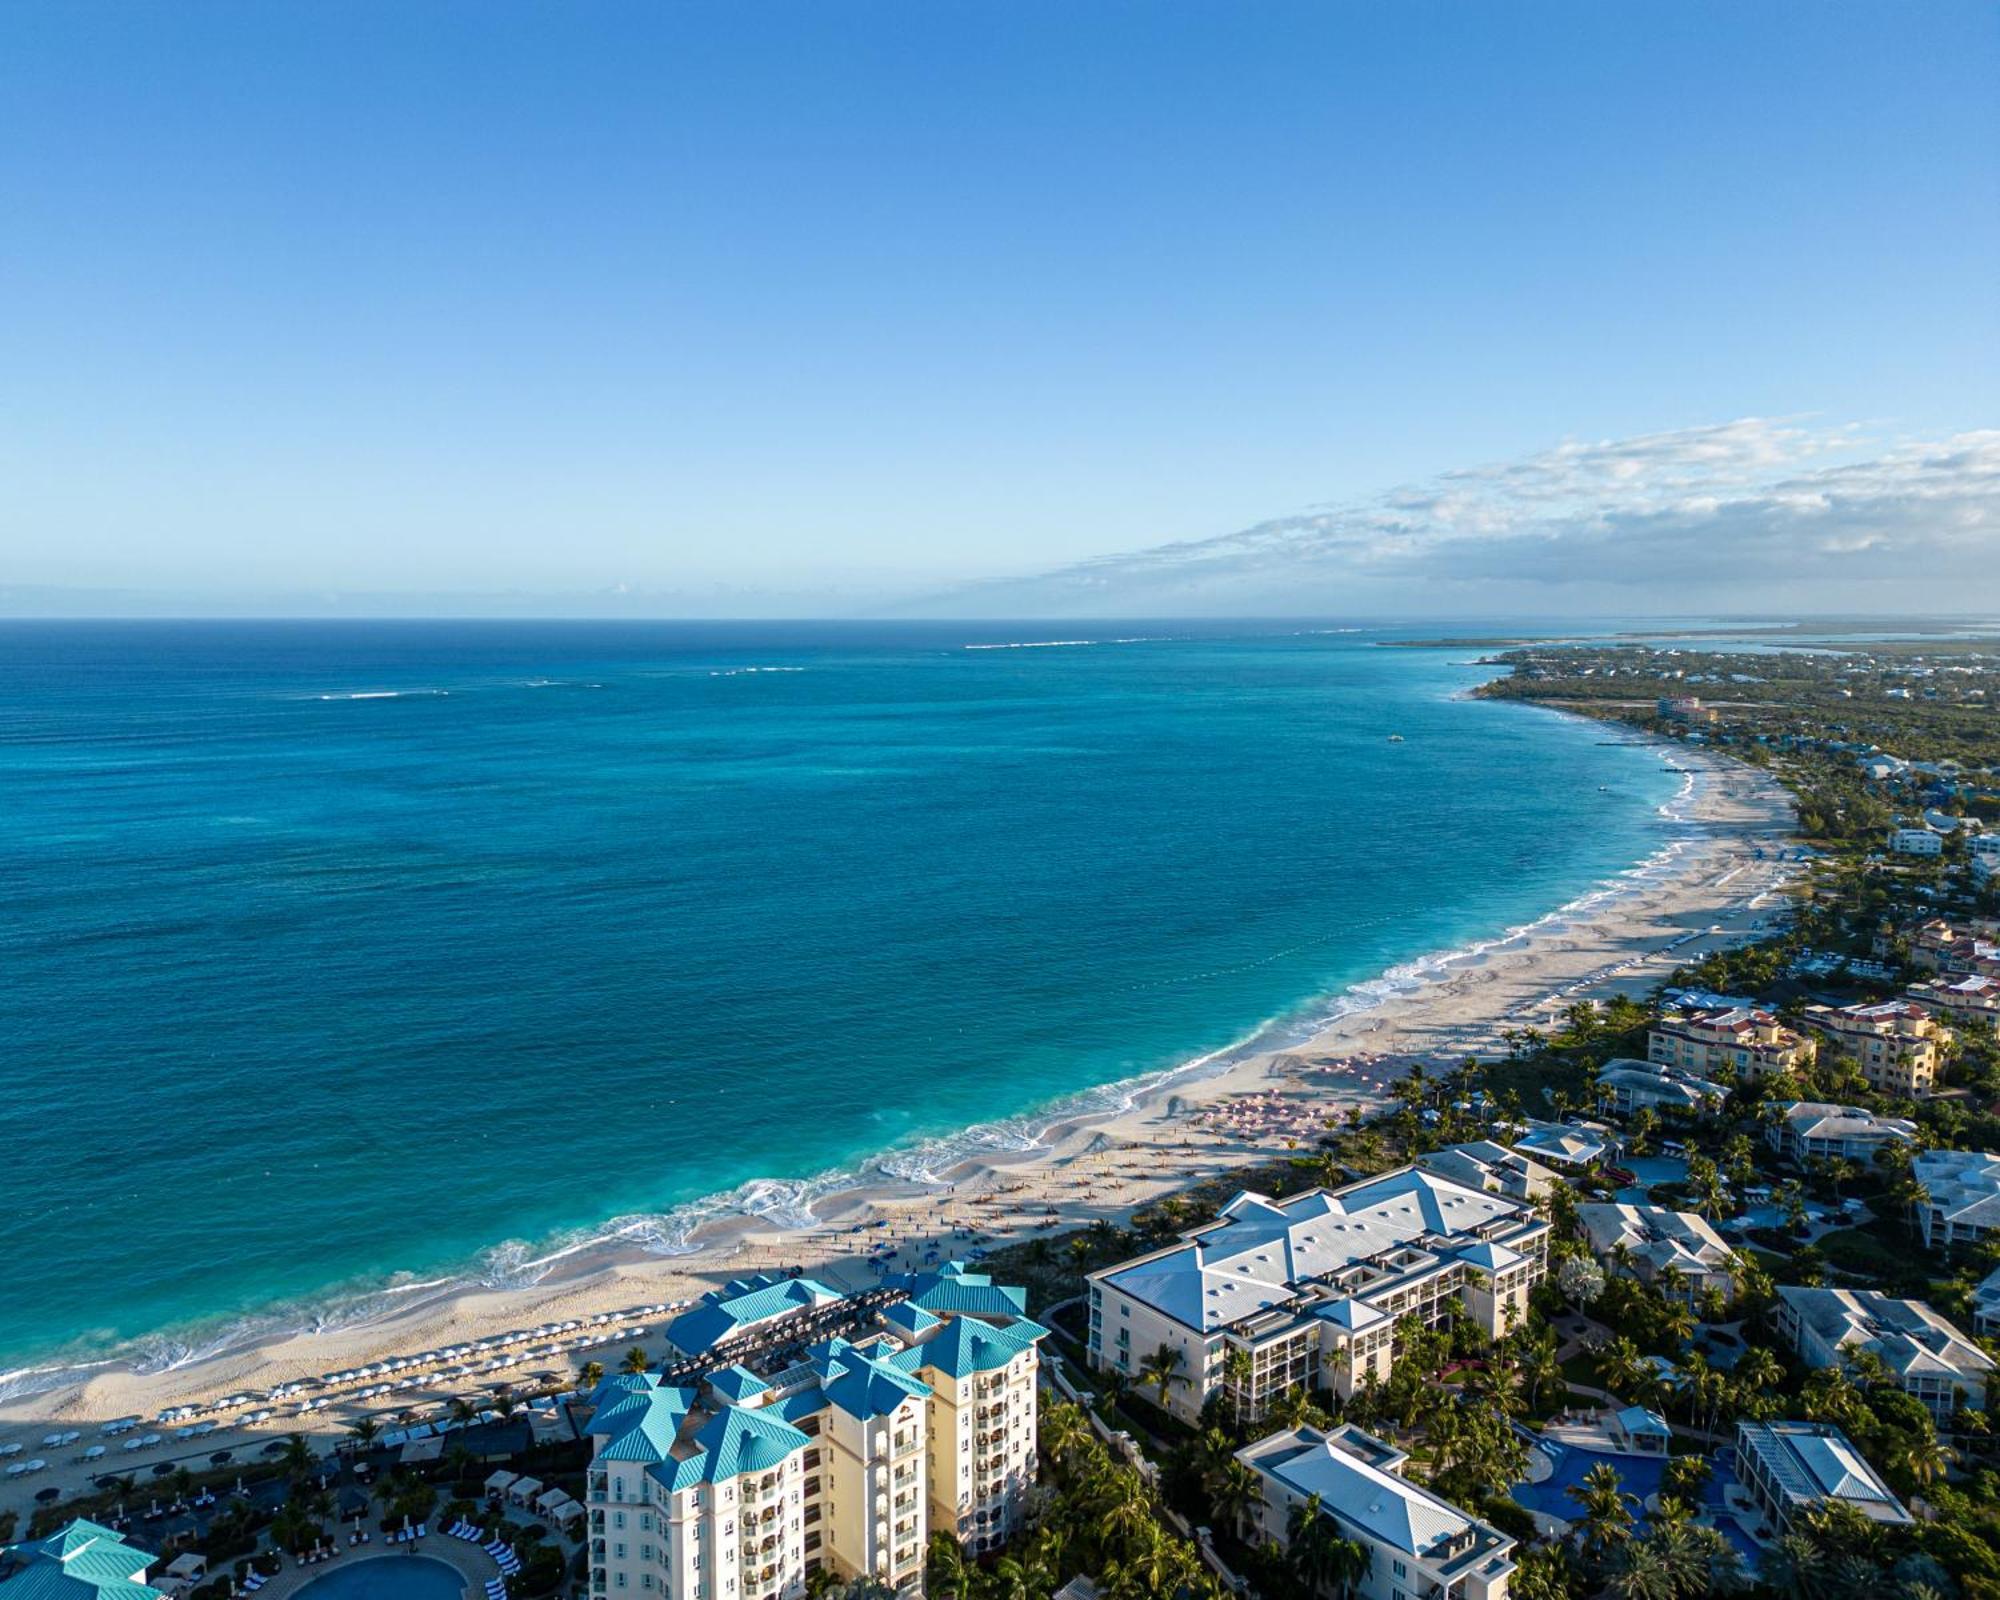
[896, 1315, 1046, 1382]
[2, 1522, 161, 1600]
[879, 1300, 942, 1338]
[708, 1365, 770, 1403]
[905, 1263, 1027, 1319]
[666, 1275, 844, 1357]
[648, 1406, 810, 1491]
[583, 1374, 698, 1462]
[807, 1337, 930, 1420]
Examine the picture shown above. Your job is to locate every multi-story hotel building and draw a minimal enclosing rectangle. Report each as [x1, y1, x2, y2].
[1646, 1007, 1816, 1082]
[1766, 1102, 1917, 1165]
[1733, 1422, 1910, 1536]
[1912, 1149, 2000, 1250]
[1908, 974, 2000, 1025]
[1236, 1425, 1516, 1600]
[581, 1263, 1043, 1600]
[1086, 1168, 1548, 1424]
[1774, 1286, 1992, 1421]
[1801, 1001, 1950, 1096]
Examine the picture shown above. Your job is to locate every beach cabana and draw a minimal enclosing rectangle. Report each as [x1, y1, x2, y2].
[1609, 1405, 1673, 1456]
[483, 1470, 519, 1500]
[505, 1475, 543, 1509]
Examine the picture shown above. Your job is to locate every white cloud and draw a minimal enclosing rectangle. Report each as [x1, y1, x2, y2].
[931, 419, 2000, 615]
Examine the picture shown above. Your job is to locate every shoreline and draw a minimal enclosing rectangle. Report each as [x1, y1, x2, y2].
[0, 731, 1800, 1519]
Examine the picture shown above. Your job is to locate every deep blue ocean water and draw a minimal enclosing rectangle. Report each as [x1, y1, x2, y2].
[0, 620, 1682, 1375]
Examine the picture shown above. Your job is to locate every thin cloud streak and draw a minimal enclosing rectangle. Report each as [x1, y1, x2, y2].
[931, 420, 1999, 616]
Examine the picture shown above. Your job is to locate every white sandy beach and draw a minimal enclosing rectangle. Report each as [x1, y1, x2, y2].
[0, 736, 1798, 1522]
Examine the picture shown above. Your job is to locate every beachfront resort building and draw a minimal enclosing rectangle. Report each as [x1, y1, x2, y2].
[1907, 974, 2000, 1025]
[1774, 1287, 1993, 1420]
[1765, 1102, 1918, 1165]
[1575, 1203, 1736, 1304]
[1593, 1058, 1728, 1119]
[1911, 1149, 2000, 1250]
[1733, 1422, 1911, 1536]
[1086, 1167, 1549, 1424]
[1646, 1007, 1816, 1083]
[1416, 1141, 1557, 1202]
[1801, 1002, 1951, 1096]
[582, 1263, 1044, 1598]
[1235, 1425, 1517, 1600]
[0, 1523, 163, 1600]
[1889, 827, 1943, 858]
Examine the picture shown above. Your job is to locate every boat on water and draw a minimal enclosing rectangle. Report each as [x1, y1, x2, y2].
[1387, 733, 1404, 742]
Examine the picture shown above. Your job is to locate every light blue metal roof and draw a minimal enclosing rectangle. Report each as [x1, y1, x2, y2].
[2, 1522, 162, 1600]
[665, 1275, 845, 1357]
[583, 1374, 698, 1462]
[894, 1315, 1046, 1381]
[647, 1406, 811, 1491]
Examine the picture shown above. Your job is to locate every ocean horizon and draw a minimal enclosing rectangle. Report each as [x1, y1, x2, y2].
[0, 619, 1685, 1384]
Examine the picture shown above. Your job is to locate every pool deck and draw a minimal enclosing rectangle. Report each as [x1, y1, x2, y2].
[247, 1537, 500, 1600]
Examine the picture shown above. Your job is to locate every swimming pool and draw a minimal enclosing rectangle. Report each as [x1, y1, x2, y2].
[1511, 1440, 1763, 1573]
[294, 1556, 468, 1600]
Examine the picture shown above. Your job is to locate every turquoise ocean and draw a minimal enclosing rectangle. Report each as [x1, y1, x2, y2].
[0, 621, 1685, 1383]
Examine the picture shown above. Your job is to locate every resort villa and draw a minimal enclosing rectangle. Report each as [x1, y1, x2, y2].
[1907, 974, 2000, 1025]
[1592, 1058, 1728, 1119]
[1911, 1149, 2000, 1249]
[1575, 1203, 1736, 1304]
[1646, 1007, 1816, 1082]
[1086, 1168, 1549, 1423]
[1801, 1002, 1951, 1096]
[1765, 1102, 1918, 1165]
[0, 1523, 162, 1600]
[1774, 1287, 1993, 1420]
[1733, 1422, 1911, 1536]
[582, 1263, 1043, 1599]
[1416, 1141, 1557, 1202]
[1235, 1425, 1516, 1600]
[1888, 827, 1943, 858]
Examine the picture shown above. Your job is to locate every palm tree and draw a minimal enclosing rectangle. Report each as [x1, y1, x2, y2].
[1607, 1542, 1674, 1600]
[1901, 1432, 1952, 1488]
[1136, 1343, 1186, 1410]
[1211, 1460, 1263, 1540]
[1220, 1347, 1256, 1423]
[1287, 1494, 1365, 1597]
[620, 1345, 650, 1375]
[1039, 1402, 1091, 1467]
[348, 1417, 379, 1449]
[1571, 1461, 1635, 1564]
[924, 1532, 972, 1599]
[280, 1432, 313, 1483]
[1594, 1336, 1647, 1399]
[578, 1360, 605, 1392]
[1521, 1328, 1563, 1412]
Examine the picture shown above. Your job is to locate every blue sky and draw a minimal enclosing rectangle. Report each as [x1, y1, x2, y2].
[2, 1, 1996, 614]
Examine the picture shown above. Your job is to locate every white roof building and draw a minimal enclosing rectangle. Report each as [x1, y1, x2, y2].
[1575, 1203, 1736, 1302]
[1734, 1421, 1910, 1534]
[1594, 1058, 1727, 1118]
[1416, 1141, 1556, 1201]
[1766, 1102, 1917, 1164]
[1511, 1120, 1611, 1170]
[1775, 1286, 1993, 1419]
[1970, 1267, 2000, 1339]
[1912, 1149, 2000, 1249]
[1889, 827, 1942, 857]
[1236, 1424, 1515, 1600]
[1087, 1167, 1549, 1420]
